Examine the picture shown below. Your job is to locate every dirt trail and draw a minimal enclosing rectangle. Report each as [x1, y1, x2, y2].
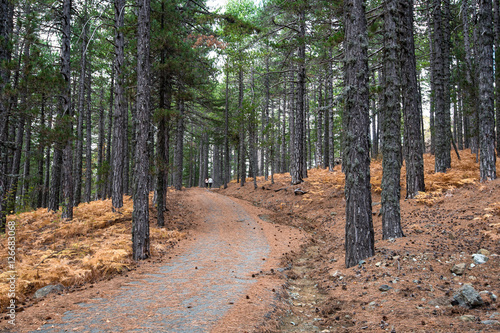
[20, 188, 303, 333]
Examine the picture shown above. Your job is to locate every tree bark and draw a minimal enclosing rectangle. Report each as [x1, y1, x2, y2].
[343, 0, 375, 268]
[381, 0, 404, 240]
[133, 0, 151, 260]
[0, 0, 14, 230]
[478, 0, 497, 181]
[105, 69, 114, 199]
[494, 0, 500, 155]
[432, 0, 450, 173]
[238, 67, 246, 187]
[84, 63, 92, 203]
[97, 88, 105, 199]
[224, 61, 230, 188]
[112, 0, 126, 209]
[400, 0, 425, 199]
[60, 0, 74, 220]
[173, 99, 184, 190]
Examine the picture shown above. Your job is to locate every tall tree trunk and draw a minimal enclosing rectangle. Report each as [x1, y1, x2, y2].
[36, 96, 46, 208]
[495, 0, 500, 155]
[457, 84, 464, 150]
[343, 0, 375, 268]
[105, 69, 114, 198]
[97, 88, 105, 199]
[156, 5, 168, 226]
[442, 0, 452, 168]
[43, 106, 53, 208]
[0, 0, 14, 230]
[112, 0, 126, 209]
[22, 113, 31, 207]
[462, 0, 478, 155]
[133, 0, 151, 260]
[156, 108, 166, 227]
[381, 0, 404, 239]
[428, 5, 436, 155]
[223, 61, 230, 188]
[123, 97, 130, 195]
[400, 0, 425, 199]
[433, 0, 450, 173]
[84, 65, 92, 203]
[297, 7, 307, 180]
[60, 0, 73, 219]
[5, 86, 26, 215]
[478, 0, 497, 181]
[250, 68, 258, 189]
[316, 82, 323, 167]
[281, 73, 287, 173]
[238, 66, 246, 187]
[74, 6, 87, 207]
[173, 99, 184, 190]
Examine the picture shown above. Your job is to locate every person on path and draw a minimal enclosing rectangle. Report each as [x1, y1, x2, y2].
[208, 177, 213, 189]
[205, 178, 208, 188]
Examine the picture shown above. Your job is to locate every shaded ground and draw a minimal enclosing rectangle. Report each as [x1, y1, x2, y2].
[219, 152, 500, 332]
[0, 188, 304, 332]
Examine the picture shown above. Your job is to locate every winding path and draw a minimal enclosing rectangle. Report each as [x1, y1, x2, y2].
[35, 189, 272, 332]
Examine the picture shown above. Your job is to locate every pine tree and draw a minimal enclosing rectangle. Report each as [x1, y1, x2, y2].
[478, 0, 497, 181]
[133, 0, 151, 260]
[343, 0, 374, 268]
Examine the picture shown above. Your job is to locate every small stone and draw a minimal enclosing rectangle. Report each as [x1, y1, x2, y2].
[459, 315, 476, 322]
[379, 285, 392, 292]
[481, 320, 500, 325]
[453, 284, 484, 308]
[478, 249, 491, 256]
[468, 276, 477, 281]
[480, 291, 497, 302]
[472, 254, 488, 265]
[451, 263, 466, 275]
[375, 262, 382, 267]
[34, 285, 65, 299]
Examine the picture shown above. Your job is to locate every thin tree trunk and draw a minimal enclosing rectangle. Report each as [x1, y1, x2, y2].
[133, 0, 151, 260]
[74, 7, 87, 207]
[112, 0, 126, 209]
[84, 64, 92, 203]
[36, 95, 46, 208]
[174, 99, 185, 190]
[97, 88, 105, 199]
[400, 0, 425, 199]
[60, 0, 74, 220]
[238, 66, 246, 187]
[224, 60, 230, 188]
[433, 0, 450, 173]
[495, 0, 500, 155]
[105, 69, 114, 198]
[0, 0, 14, 230]
[327, 51, 335, 170]
[478, 0, 497, 181]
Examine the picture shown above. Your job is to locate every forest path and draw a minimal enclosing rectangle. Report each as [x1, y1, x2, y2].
[33, 188, 302, 333]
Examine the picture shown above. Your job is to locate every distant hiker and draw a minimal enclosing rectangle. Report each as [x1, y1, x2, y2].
[205, 178, 209, 188]
[208, 177, 213, 189]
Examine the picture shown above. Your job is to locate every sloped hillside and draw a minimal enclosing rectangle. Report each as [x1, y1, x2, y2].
[220, 151, 500, 332]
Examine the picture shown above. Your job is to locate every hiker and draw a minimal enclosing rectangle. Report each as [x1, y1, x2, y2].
[208, 177, 213, 189]
[205, 178, 208, 188]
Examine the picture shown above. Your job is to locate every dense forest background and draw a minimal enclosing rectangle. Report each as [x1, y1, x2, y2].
[0, 0, 498, 264]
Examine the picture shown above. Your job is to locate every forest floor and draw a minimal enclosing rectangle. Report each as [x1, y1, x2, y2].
[0, 188, 304, 332]
[1, 150, 500, 332]
[219, 151, 500, 332]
